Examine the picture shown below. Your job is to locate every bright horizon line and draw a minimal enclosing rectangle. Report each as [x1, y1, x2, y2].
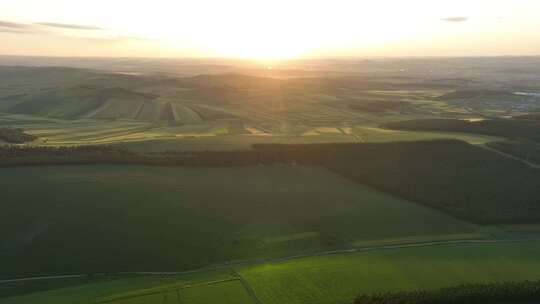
[2, 53, 540, 60]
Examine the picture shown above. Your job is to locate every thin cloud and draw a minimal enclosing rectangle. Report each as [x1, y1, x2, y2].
[0, 28, 29, 34]
[0, 20, 30, 29]
[36, 22, 104, 30]
[0, 19, 146, 43]
[0, 20, 106, 36]
[0, 20, 37, 34]
[76, 35, 155, 44]
[441, 17, 469, 23]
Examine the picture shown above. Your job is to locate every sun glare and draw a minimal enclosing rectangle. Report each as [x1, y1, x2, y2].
[1, 0, 540, 58]
[209, 37, 315, 60]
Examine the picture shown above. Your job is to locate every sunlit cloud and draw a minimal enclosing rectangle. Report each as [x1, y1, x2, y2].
[441, 17, 469, 23]
[36, 22, 104, 30]
[0, 20, 36, 33]
[0, 18, 152, 52]
[0, 20, 29, 29]
[0, 20, 106, 34]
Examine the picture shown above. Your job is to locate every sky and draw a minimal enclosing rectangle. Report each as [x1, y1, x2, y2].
[1, 0, 539, 59]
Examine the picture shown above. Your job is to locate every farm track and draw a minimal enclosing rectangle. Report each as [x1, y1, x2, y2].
[481, 145, 540, 169]
[169, 103, 180, 122]
[94, 278, 239, 304]
[133, 102, 146, 120]
[2, 237, 538, 285]
[231, 269, 263, 304]
[79, 100, 114, 119]
[172, 104, 203, 124]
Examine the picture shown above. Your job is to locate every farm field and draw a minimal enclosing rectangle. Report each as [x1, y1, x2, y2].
[0, 113, 502, 152]
[0, 270, 242, 304]
[100, 280, 255, 304]
[1, 61, 540, 304]
[350, 126, 501, 144]
[0, 165, 480, 278]
[3, 241, 540, 304]
[238, 241, 540, 304]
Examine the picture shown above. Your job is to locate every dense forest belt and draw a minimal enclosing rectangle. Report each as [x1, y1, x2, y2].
[354, 280, 540, 304]
[1, 139, 540, 224]
[250, 141, 540, 224]
[383, 118, 540, 142]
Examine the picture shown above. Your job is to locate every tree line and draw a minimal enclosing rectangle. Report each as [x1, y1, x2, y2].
[354, 280, 540, 304]
[0, 127, 37, 143]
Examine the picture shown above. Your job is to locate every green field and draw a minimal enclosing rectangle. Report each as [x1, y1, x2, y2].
[95, 272, 255, 304]
[238, 241, 540, 304]
[0, 271, 243, 304]
[0, 165, 480, 278]
[3, 241, 540, 304]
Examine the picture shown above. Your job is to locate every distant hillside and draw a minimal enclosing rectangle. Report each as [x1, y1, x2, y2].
[183, 73, 281, 88]
[0, 65, 515, 124]
[3, 86, 158, 120]
[0, 68, 283, 122]
[0, 66, 97, 87]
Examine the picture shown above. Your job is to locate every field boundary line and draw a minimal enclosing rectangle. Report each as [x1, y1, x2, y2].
[2, 238, 539, 285]
[94, 278, 239, 304]
[231, 269, 263, 304]
[0, 274, 85, 284]
[481, 144, 540, 169]
[176, 289, 181, 304]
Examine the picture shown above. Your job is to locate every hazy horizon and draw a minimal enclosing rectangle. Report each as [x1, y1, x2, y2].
[2, 0, 540, 60]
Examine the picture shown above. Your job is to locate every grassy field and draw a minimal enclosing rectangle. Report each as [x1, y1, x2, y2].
[0, 274, 255, 304]
[239, 241, 540, 304]
[94, 271, 255, 304]
[0, 164, 480, 278]
[0, 270, 244, 304]
[351, 126, 501, 144]
[3, 241, 540, 304]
